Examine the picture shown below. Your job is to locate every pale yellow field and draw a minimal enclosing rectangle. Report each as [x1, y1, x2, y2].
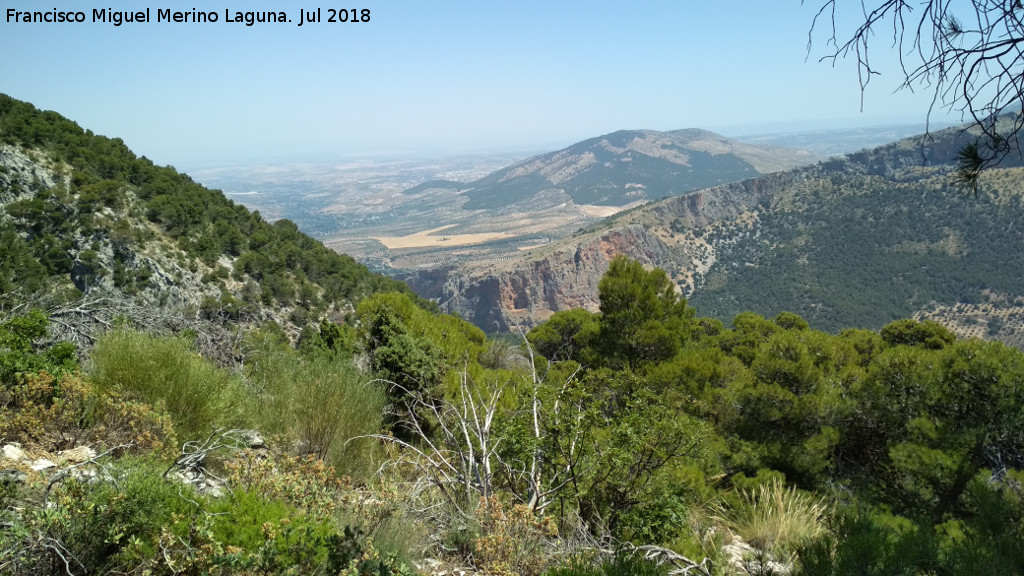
[578, 202, 644, 218]
[373, 225, 512, 249]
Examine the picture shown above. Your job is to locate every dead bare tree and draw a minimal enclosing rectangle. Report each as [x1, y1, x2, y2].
[357, 372, 507, 519]
[1, 290, 247, 368]
[808, 0, 1024, 191]
[355, 331, 587, 521]
[162, 428, 256, 495]
[352, 335, 717, 574]
[511, 326, 586, 516]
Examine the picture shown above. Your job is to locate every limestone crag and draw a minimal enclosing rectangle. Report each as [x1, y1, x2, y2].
[409, 172, 796, 332]
[1, 144, 211, 309]
[0, 144, 64, 204]
[408, 225, 671, 332]
[642, 172, 785, 228]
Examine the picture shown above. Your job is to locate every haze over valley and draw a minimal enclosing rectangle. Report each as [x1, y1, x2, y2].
[189, 122, 939, 273]
[170, 116, 1024, 350]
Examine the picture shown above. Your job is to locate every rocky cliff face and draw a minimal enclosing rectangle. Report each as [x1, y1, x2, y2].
[642, 172, 784, 227]
[406, 225, 671, 332]
[0, 144, 212, 310]
[407, 173, 795, 332]
[408, 118, 1024, 333]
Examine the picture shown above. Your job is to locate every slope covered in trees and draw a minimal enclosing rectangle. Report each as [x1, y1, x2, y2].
[690, 168, 1024, 331]
[0, 94, 430, 342]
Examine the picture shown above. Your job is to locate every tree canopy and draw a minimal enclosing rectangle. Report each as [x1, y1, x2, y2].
[596, 255, 695, 369]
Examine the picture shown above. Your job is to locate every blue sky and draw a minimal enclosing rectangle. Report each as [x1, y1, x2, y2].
[1, 1, 959, 166]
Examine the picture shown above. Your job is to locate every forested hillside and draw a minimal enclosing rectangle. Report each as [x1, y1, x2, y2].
[0, 94, 429, 351]
[690, 168, 1024, 331]
[2, 97, 1023, 575]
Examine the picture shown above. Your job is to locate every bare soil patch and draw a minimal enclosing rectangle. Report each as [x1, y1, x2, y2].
[578, 202, 643, 218]
[373, 225, 512, 249]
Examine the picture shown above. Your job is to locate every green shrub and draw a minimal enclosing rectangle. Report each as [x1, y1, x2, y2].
[326, 525, 419, 576]
[41, 457, 197, 571]
[879, 318, 955, 350]
[205, 488, 336, 570]
[0, 308, 78, 384]
[24, 455, 349, 574]
[245, 334, 386, 479]
[87, 329, 246, 438]
[794, 507, 940, 576]
[617, 491, 688, 545]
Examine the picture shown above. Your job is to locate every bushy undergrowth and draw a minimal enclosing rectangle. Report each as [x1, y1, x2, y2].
[87, 329, 245, 438]
[473, 495, 559, 576]
[244, 333, 387, 480]
[796, 469, 1024, 576]
[85, 327, 387, 480]
[0, 370, 175, 452]
[0, 308, 77, 384]
[0, 451, 419, 575]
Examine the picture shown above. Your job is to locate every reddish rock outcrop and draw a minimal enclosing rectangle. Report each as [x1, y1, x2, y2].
[406, 173, 792, 332]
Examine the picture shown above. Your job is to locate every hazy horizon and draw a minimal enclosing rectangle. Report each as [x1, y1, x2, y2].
[3, 2, 963, 169]
[169, 117, 954, 176]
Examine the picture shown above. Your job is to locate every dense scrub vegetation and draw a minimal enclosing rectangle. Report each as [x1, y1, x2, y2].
[2, 95, 1022, 574]
[3, 254, 1023, 574]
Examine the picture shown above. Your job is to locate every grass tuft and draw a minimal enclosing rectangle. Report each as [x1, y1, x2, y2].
[87, 329, 245, 438]
[722, 478, 828, 556]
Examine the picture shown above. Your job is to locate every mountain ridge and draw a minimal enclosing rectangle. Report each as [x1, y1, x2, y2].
[452, 127, 817, 210]
[406, 120, 1024, 341]
[325, 127, 816, 271]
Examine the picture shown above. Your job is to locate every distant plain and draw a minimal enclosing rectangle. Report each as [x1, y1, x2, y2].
[187, 122, 953, 273]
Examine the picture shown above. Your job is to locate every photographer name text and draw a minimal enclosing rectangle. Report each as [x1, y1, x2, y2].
[5, 7, 371, 27]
